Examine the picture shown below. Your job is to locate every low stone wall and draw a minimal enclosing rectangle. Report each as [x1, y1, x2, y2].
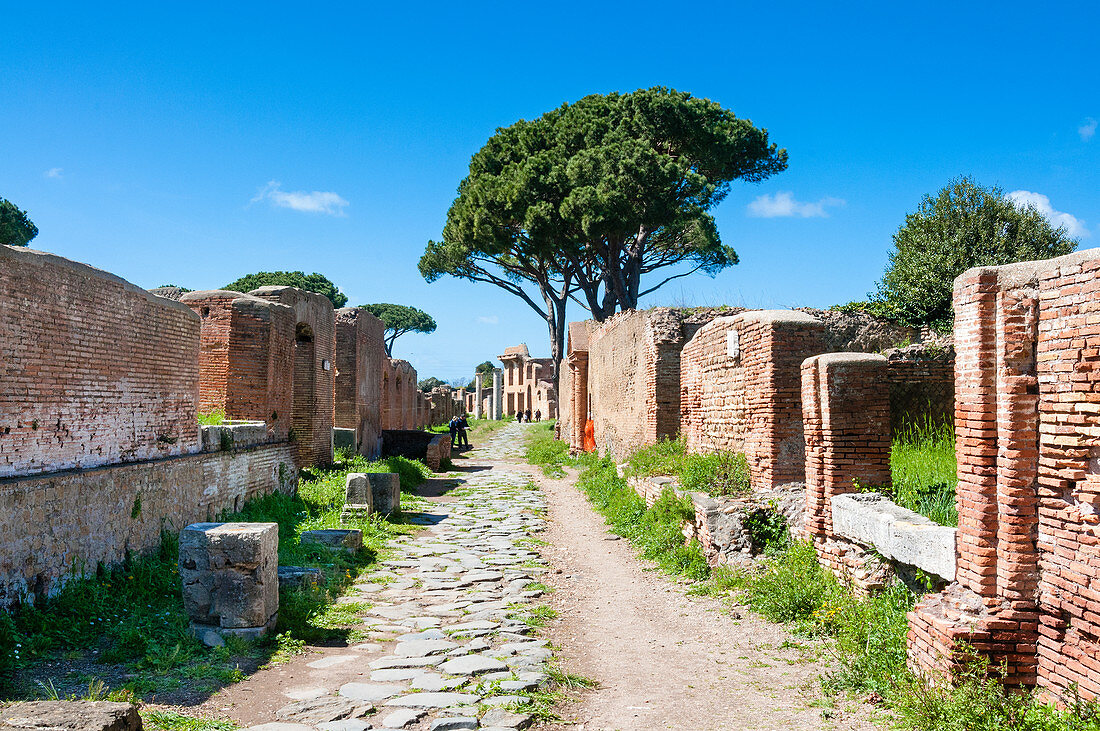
[380, 430, 451, 472]
[831, 493, 955, 582]
[627, 474, 805, 566]
[0, 442, 297, 606]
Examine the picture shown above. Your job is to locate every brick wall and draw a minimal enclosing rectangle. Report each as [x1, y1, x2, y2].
[0, 246, 201, 478]
[180, 290, 295, 442]
[801, 353, 893, 593]
[381, 358, 417, 430]
[334, 308, 384, 458]
[588, 308, 686, 459]
[0, 442, 297, 605]
[909, 249, 1100, 699]
[248, 286, 335, 468]
[681, 311, 826, 488]
[884, 345, 955, 434]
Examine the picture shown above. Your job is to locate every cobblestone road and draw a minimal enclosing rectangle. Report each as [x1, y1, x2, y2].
[247, 422, 550, 731]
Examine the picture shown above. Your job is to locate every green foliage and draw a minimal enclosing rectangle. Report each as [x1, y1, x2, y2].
[874, 177, 1078, 329]
[890, 417, 958, 526]
[624, 437, 751, 497]
[418, 376, 446, 392]
[0, 198, 38, 247]
[525, 421, 571, 476]
[143, 710, 240, 730]
[359, 304, 437, 356]
[197, 410, 225, 426]
[828, 300, 898, 320]
[223, 271, 348, 308]
[890, 661, 1100, 731]
[575, 457, 709, 580]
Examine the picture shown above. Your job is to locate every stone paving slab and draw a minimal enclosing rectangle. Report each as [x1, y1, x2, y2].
[245, 422, 550, 731]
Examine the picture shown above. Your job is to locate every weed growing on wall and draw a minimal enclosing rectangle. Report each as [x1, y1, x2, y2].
[196, 410, 226, 426]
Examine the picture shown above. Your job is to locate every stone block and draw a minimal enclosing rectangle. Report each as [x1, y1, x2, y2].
[333, 427, 356, 452]
[301, 529, 363, 553]
[180, 522, 279, 635]
[0, 701, 141, 730]
[344, 472, 401, 515]
[278, 566, 323, 590]
[831, 492, 956, 581]
[200, 422, 268, 452]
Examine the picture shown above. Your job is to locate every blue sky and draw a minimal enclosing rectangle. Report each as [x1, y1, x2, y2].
[3, 1, 1097, 381]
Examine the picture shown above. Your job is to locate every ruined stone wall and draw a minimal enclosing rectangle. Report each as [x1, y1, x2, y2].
[334, 308, 384, 457]
[883, 345, 955, 434]
[0, 442, 297, 605]
[802, 353, 894, 594]
[588, 308, 685, 459]
[248, 287, 335, 468]
[180, 291, 295, 442]
[381, 359, 417, 430]
[908, 250, 1100, 699]
[0, 246, 201, 479]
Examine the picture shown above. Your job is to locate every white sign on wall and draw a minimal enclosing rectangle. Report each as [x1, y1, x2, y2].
[726, 329, 740, 360]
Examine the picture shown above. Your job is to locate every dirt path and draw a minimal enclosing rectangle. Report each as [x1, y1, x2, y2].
[528, 465, 883, 731]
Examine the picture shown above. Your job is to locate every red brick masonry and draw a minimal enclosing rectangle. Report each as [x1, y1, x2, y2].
[908, 250, 1100, 700]
[1, 245, 201, 478]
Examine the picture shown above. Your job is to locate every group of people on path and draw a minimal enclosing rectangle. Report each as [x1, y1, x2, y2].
[448, 407, 543, 449]
[448, 413, 470, 449]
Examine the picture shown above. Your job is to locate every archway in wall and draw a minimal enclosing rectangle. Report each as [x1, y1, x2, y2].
[293, 323, 316, 465]
[395, 376, 403, 430]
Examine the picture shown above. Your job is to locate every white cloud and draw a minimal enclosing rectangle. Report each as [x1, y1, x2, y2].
[44, 168, 63, 179]
[251, 180, 349, 215]
[746, 191, 846, 218]
[477, 315, 499, 325]
[1007, 190, 1089, 238]
[1079, 117, 1097, 142]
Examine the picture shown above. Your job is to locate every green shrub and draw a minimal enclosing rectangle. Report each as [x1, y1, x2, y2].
[625, 438, 750, 497]
[197, 410, 225, 426]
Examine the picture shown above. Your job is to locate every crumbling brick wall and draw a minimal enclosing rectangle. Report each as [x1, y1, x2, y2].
[0, 246, 201, 478]
[884, 344, 955, 434]
[588, 308, 686, 459]
[248, 286, 335, 468]
[681, 311, 826, 488]
[381, 359, 417, 430]
[909, 250, 1100, 699]
[334, 307, 384, 458]
[801, 353, 894, 594]
[180, 290, 295, 442]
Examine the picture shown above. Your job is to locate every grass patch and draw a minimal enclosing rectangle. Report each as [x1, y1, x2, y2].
[0, 453, 427, 700]
[143, 711, 240, 731]
[625, 437, 750, 497]
[468, 417, 512, 441]
[525, 421, 571, 476]
[890, 417, 957, 526]
[574, 455, 709, 580]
